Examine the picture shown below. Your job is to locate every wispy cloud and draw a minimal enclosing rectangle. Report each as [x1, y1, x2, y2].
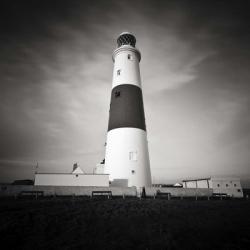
[0, 0, 249, 183]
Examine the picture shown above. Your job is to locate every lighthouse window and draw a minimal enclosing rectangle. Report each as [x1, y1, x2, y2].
[117, 69, 121, 75]
[129, 151, 137, 161]
[128, 54, 132, 60]
[131, 170, 135, 174]
[115, 91, 120, 97]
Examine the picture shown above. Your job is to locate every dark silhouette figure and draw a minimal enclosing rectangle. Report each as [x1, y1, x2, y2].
[141, 187, 146, 198]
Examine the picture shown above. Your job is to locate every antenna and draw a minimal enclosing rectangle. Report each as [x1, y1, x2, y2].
[35, 162, 39, 174]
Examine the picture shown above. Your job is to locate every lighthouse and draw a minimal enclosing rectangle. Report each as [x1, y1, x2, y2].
[104, 32, 152, 188]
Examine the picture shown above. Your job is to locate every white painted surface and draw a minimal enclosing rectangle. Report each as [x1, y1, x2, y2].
[145, 187, 213, 197]
[104, 128, 152, 187]
[72, 166, 84, 174]
[112, 45, 141, 89]
[94, 164, 104, 174]
[34, 174, 109, 187]
[184, 179, 210, 188]
[185, 181, 197, 188]
[183, 177, 243, 197]
[211, 176, 243, 198]
[174, 183, 183, 187]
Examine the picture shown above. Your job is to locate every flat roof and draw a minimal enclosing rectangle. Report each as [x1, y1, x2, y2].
[183, 178, 211, 182]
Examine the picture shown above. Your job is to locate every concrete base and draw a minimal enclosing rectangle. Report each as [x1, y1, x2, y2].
[0, 185, 215, 198]
[0, 185, 137, 197]
[146, 187, 213, 198]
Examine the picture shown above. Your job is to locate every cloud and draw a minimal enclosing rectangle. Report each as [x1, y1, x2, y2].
[0, 0, 249, 183]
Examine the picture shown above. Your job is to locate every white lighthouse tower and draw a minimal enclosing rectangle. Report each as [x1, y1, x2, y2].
[104, 32, 152, 188]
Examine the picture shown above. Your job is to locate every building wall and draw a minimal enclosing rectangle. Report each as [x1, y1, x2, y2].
[0, 185, 137, 197]
[34, 174, 109, 187]
[198, 180, 210, 188]
[184, 180, 211, 188]
[145, 187, 213, 197]
[94, 164, 104, 174]
[211, 177, 243, 198]
[185, 181, 197, 188]
[183, 177, 243, 198]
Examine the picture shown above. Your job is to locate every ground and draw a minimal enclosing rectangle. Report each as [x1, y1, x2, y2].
[0, 197, 250, 249]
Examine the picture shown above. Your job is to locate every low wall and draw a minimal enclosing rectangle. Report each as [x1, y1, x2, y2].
[0, 185, 213, 198]
[0, 185, 137, 197]
[145, 187, 213, 197]
[0, 185, 33, 196]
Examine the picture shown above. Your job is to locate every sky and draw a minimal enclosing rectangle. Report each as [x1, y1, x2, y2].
[0, 0, 249, 186]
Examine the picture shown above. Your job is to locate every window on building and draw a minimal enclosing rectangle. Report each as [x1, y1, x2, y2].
[226, 184, 229, 187]
[129, 151, 137, 161]
[128, 54, 132, 60]
[115, 91, 120, 97]
[217, 184, 220, 187]
[131, 170, 135, 174]
[234, 184, 237, 187]
[237, 189, 241, 192]
[76, 175, 78, 177]
[117, 69, 121, 75]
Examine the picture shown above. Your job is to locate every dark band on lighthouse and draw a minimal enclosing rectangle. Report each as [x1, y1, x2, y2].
[108, 84, 146, 132]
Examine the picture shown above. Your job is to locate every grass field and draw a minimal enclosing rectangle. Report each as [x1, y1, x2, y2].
[0, 198, 250, 249]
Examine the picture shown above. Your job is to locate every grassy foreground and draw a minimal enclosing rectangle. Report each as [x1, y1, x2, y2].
[0, 198, 249, 250]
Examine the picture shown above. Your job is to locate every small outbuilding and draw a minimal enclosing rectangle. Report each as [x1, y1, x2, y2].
[183, 176, 243, 198]
[34, 164, 109, 187]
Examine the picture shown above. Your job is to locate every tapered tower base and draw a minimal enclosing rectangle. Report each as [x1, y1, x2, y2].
[105, 128, 151, 187]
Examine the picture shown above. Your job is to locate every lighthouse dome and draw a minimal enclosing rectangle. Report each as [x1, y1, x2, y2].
[117, 32, 136, 47]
